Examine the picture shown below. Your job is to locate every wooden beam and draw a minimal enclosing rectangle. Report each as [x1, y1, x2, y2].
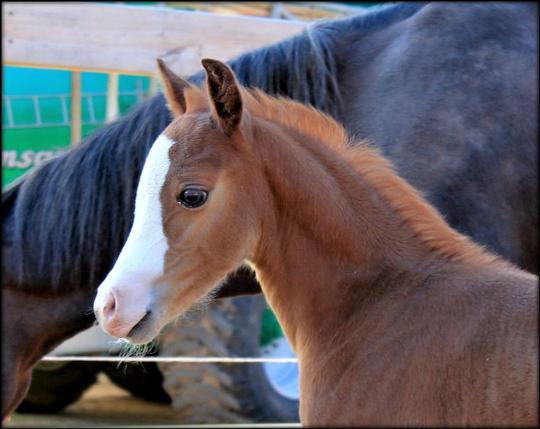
[3, 2, 306, 77]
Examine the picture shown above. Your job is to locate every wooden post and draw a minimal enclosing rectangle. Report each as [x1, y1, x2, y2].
[149, 76, 159, 97]
[70, 71, 81, 146]
[106, 72, 119, 122]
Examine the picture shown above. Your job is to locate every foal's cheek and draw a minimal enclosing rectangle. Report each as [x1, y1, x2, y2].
[161, 248, 180, 282]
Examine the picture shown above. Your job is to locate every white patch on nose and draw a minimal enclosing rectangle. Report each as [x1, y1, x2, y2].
[94, 134, 175, 337]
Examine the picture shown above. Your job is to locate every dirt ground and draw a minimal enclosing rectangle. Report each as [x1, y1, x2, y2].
[6, 373, 179, 427]
[6, 374, 301, 428]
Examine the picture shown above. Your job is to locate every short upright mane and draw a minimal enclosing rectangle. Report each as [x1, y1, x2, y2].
[187, 83, 506, 268]
[245, 88, 350, 152]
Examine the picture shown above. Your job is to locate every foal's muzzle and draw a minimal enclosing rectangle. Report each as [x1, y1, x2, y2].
[93, 286, 150, 339]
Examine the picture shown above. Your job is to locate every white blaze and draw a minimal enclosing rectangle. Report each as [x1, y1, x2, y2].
[94, 134, 175, 334]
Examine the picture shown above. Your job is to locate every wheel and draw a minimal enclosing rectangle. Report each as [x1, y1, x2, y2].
[157, 291, 300, 424]
[258, 307, 300, 416]
[15, 361, 100, 414]
[231, 298, 300, 422]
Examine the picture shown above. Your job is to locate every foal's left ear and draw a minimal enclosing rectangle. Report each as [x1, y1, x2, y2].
[201, 59, 243, 136]
[157, 58, 191, 117]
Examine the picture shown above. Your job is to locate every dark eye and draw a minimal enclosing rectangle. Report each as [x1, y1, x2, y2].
[177, 188, 208, 208]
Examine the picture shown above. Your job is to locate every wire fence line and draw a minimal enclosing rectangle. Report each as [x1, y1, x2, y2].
[42, 355, 298, 363]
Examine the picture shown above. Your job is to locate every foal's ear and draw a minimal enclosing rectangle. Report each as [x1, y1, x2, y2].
[156, 58, 190, 117]
[201, 59, 242, 136]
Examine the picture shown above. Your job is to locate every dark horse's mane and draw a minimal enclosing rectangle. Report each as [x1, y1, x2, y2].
[3, 3, 423, 292]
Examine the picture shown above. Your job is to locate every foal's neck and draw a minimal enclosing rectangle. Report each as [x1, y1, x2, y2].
[247, 120, 504, 355]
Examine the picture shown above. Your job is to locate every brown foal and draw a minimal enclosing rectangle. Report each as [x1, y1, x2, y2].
[94, 58, 538, 426]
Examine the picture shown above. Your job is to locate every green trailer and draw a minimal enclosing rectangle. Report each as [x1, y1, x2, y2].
[2, 66, 150, 187]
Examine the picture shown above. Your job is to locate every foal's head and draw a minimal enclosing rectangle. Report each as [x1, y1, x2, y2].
[94, 59, 274, 344]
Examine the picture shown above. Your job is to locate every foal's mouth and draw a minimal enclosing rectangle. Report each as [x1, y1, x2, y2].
[126, 310, 154, 343]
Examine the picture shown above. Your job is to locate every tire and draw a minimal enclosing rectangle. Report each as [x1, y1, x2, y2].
[15, 361, 99, 414]
[157, 292, 300, 423]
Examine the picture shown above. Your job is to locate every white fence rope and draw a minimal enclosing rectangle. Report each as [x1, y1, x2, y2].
[42, 356, 298, 363]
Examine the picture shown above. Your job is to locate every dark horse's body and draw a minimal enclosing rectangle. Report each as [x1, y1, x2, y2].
[2, 2, 537, 418]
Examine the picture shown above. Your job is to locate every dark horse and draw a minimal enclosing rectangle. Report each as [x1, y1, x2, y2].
[2, 2, 537, 419]
[95, 57, 537, 426]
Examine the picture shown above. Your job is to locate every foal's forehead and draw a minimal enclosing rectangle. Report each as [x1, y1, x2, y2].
[164, 114, 206, 148]
[161, 115, 205, 161]
[162, 113, 231, 169]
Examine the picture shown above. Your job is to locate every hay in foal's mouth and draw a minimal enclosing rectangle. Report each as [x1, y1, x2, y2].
[117, 339, 158, 363]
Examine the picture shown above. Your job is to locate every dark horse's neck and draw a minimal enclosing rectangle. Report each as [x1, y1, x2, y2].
[248, 119, 507, 357]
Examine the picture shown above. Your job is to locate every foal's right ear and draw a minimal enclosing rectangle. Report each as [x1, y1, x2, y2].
[156, 58, 191, 117]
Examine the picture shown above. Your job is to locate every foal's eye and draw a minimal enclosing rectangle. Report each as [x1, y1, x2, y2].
[177, 188, 208, 208]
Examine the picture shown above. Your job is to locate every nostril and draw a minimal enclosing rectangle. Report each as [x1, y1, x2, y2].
[102, 291, 117, 321]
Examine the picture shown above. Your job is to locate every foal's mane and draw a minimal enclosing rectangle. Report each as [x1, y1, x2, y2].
[203, 85, 505, 267]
